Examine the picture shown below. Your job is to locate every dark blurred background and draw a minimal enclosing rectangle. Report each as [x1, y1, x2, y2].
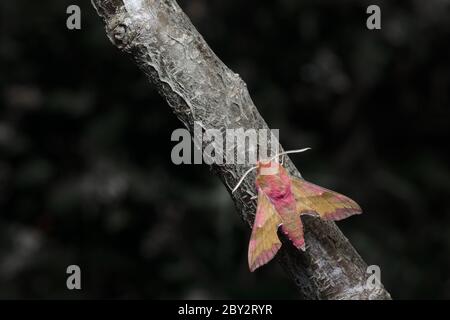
[1, 0, 450, 299]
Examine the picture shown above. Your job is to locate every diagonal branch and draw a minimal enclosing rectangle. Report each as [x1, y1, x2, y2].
[91, 0, 391, 300]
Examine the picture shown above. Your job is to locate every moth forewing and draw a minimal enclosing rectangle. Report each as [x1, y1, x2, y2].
[248, 189, 283, 272]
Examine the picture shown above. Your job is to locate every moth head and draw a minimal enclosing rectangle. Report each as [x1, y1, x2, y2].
[256, 160, 280, 176]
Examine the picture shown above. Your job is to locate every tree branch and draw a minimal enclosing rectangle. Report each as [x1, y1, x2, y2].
[91, 0, 391, 300]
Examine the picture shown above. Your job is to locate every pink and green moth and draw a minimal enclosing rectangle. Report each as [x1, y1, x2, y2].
[232, 149, 362, 272]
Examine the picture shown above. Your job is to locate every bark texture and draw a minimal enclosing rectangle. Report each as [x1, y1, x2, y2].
[91, 0, 391, 300]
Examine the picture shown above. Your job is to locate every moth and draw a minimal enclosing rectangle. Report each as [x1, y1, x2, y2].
[232, 149, 362, 272]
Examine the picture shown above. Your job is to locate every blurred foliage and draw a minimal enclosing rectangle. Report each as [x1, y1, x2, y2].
[0, 0, 450, 299]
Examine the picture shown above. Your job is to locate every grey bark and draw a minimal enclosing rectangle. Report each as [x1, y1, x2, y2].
[91, 0, 391, 300]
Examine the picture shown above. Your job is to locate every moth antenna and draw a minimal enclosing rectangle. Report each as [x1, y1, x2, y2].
[268, 147, 311, 163]
[232, 165, 258, 194]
